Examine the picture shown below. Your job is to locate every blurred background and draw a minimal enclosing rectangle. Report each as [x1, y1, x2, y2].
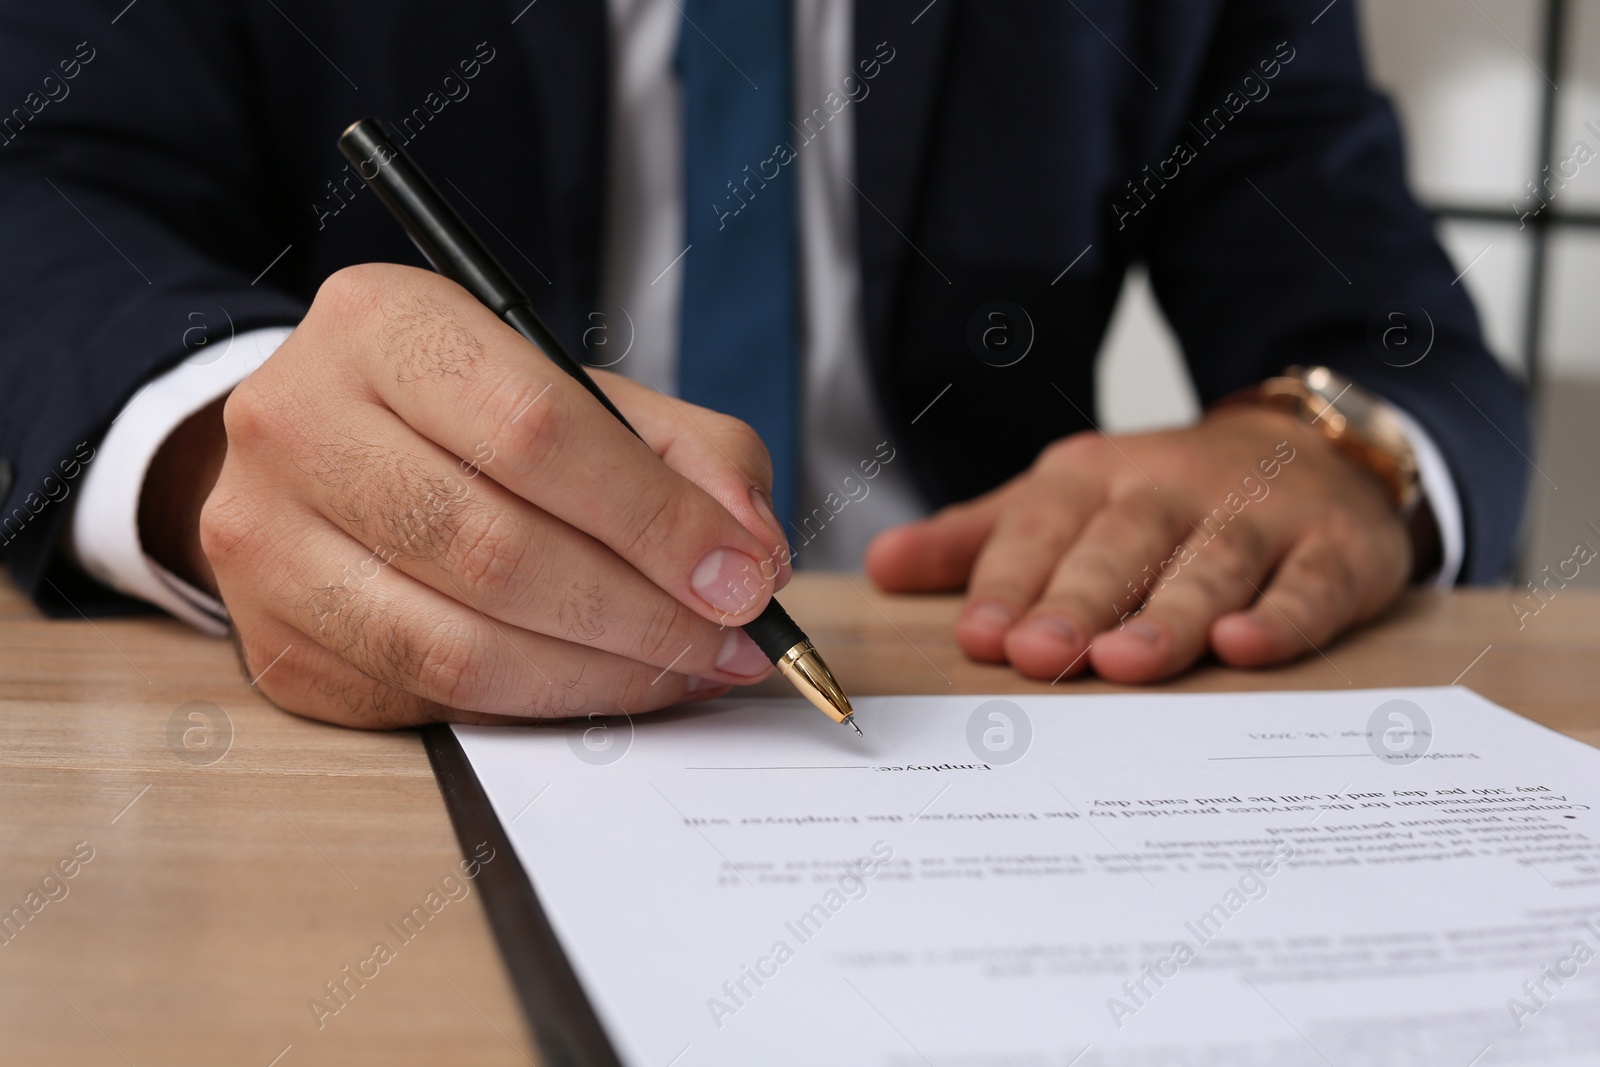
[1097, 0, 1596, 587]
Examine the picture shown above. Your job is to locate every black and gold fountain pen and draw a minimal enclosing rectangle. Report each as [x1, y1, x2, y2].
[338, 118, 861, 735]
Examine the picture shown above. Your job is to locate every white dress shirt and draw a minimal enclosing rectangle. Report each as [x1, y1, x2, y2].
[70, 0, 1463, 632]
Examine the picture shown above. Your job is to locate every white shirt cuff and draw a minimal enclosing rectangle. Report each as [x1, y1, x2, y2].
[1388, 404, 1464, 589]
[71, 326, 295, 635]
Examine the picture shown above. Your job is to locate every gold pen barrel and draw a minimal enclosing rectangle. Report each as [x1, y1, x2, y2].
[775, 641, 856, 727]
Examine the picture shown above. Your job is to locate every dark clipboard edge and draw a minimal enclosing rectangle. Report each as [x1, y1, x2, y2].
[422, 723, 625, 1067]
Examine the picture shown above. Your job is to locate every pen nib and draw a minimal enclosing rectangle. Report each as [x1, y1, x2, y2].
[775, 641, 860, 733]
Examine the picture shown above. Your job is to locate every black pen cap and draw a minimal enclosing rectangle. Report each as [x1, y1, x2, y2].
[337, 118, 530, 317]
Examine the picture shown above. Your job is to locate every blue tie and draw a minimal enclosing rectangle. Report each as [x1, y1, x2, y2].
[676, 0, 799, 523]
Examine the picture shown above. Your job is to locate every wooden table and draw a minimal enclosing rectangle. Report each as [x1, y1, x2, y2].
[2, 573, 1595, 1065]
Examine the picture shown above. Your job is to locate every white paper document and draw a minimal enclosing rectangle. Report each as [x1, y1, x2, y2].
[454, 687, 1600, 1066]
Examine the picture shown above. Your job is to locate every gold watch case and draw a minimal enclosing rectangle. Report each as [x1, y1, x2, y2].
[1234, 365, 1420, 513]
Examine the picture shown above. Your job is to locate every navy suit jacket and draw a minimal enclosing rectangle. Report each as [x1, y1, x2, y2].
[0, 0, 1529, 616]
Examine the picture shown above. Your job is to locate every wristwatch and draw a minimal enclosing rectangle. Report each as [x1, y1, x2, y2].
[1215, 365, 1420, 514]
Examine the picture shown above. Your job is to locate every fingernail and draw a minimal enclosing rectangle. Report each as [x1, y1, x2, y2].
[749, 486, 781, 538]
[1019, 615, 1081, 648]
[748, 486, 793, 582]
[691, 547, 767, 615]
[715, 630, 771, 677]
[1126, 621, 1161, 647]
[960, 601, 1016, 633]
[687, 675, 723, 693]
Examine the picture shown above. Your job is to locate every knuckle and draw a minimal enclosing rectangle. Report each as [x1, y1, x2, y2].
[253, 673, 299, 716]
[623, 488, 688, 562]
[234, 633, 343, 726]
[243, 647, 300, 711]
[334, 450, 470, 559]
[1270, 560, 1352, 632]
[1160, 446, 1208, 486]
[317, 671, 432, 730]
[412, 618, 492, 709]
[498, 380, 567, 470]
[528, 673, 593, 718]
[1322, 508, 1372, 549]
[450, 509, 530, 602]
[314, 263, 387, 326]
[198, 491, 256, 570]
[617, 666, 680, 714]
[1120, 488, 1174, 528]
[304, 578, 365, 651]
[1187, 548, 1251, 609]
[556, 577, 610, 642]
[394, 496, 463, 563]
[220, 378, 283, 451]
[998, 501, 1063, 547]
[1218, 515, 1271, 567]
[937, 498, 979, 524]
[359, 681, 435, 730]
[380, 289, 486, 383]
[1186, 563, 1236, 610]
[1293, 545, 1357, 602]
[636, 598, 693, 666]
[1204, 539, 1257, 588]
[1039, 431, 1103, 472]
[1091, 505, 1148, 550]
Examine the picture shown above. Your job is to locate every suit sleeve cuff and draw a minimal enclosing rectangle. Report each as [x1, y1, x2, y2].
[70, 326, 296, 635]
[1387, 403, 1464, 589]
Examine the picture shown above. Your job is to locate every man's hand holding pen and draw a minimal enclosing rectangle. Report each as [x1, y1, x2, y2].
[168, 263, 795, 729]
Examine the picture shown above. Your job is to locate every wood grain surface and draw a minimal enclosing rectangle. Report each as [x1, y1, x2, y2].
[1, 573, 1594, 1065]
